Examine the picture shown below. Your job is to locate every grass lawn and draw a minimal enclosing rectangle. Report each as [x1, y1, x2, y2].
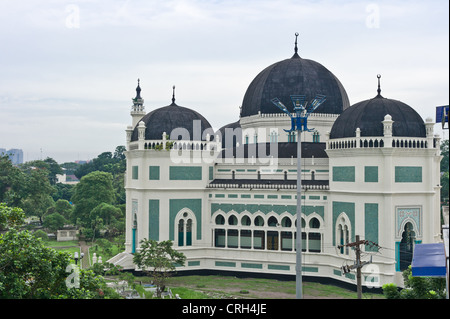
[45, 240, 79, 248]
[165, 275, 385, 299]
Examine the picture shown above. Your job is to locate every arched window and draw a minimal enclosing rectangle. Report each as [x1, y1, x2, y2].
[228, 215, 238, 226]
[309, 217, 320, 229]
[241, 215, 251, 226]
[178, 220, 184, 246]
[268, 216, 278, 227]
[336, 215, 350, 255]
[176, 211, 195, 247]
[254, 216, 264, 227]
[308, 217, 321, 252]
[215, 214, 225, 225]
[281, 216, 292, 228]
[186, 219, 192, 246]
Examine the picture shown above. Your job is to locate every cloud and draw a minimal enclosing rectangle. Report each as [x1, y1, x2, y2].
[0, 0, 448, 162]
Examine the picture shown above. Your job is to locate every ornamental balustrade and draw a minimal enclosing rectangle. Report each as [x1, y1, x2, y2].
[327, 136, 435, 150]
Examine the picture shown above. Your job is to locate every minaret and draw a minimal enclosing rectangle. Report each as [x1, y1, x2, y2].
[131, 79, 146, 127]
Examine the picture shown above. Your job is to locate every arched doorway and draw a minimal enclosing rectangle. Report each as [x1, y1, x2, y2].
[399, 222, 416, 271]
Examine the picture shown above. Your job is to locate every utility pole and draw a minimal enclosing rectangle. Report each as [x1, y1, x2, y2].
[338, 235, 372, 299]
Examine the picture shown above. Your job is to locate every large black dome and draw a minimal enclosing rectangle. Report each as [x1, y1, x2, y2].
[130, 101, 213, 142]
[330, 94, 426, 139]
[240, 52, 350, 117]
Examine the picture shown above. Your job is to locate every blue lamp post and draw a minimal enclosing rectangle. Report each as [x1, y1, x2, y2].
[271, 94, 326, 299]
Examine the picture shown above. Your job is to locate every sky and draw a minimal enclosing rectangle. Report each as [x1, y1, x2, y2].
[0, 0, 448, 163]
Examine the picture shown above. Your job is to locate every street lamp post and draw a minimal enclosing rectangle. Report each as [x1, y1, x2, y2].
[74, 251, 85, 266]
[271, 94, 326, 299]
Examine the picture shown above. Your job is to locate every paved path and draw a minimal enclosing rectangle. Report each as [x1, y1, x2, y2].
[79, 241, 90, 269]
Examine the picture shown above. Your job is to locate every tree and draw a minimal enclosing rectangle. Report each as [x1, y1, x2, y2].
[0, 203, 119, 299]
[43, 212, 67, 232]
[71, 171, 115, 226]
[20, 157, 63, 185]
[54, 199, 74, 220]
[89, 202, 124, 239]
[0, 202, 26, 230]
[21, 167, 56, 224]
[133, 239, 186, 298]
[74, 146, 126, 180]
[0, 155, 27, 207]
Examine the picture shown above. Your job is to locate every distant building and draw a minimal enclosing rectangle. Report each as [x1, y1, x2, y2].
[0, 148, 23, 165]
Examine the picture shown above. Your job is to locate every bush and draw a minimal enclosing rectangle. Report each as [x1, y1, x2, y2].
[382, 283, 400, 299]
[33, 229, 49, 241]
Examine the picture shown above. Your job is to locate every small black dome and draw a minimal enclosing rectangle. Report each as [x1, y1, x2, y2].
[330, 95, 426, 139]
[216, 120, 241, 148]
[130, 101, 213, 141]
[240, 53, 350, 117]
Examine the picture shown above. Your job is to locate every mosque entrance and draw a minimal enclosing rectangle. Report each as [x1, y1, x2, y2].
[399, 222, 416, 271]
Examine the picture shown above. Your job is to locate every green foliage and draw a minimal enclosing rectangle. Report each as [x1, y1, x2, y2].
[0, 202, 26, 229]
[21, 157, 63, 185]
[133, 239, 186, 298]
[54, 199, 73, 219]
[382, 266, 446, 299]
[0, 227, 70, 298]
[21, 167, 56, 223]
[0, 155, 27, 206]
[74, 146, 126, 180]
[71, 171, 115, 226]
[381, 283, 400, 299]
[43, 212, 67, 232]
[52, 183, 75, 202]
[33, 229, 49, 241]
[0, 203, 119, 299]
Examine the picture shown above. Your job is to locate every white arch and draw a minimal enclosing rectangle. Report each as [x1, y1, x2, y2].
[306, 212, 324, 231]
[211, 210, 226, 225]
[398, 217, 421, 239]
[240, 211, 253, 226]
[174, 208, 197, 247]
[279, 212, 294, 228]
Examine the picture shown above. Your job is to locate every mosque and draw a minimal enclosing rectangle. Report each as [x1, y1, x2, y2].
[109, 35, 443, 288]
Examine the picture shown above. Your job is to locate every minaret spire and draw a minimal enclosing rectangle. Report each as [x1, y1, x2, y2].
[131, 78, 145, 127]
[135, 78, 142, 99]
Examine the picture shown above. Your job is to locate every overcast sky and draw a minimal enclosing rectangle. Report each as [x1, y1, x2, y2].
[0, 0, 448, 163]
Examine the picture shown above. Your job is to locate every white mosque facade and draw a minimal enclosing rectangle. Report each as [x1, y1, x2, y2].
[110, 39, 443, 289]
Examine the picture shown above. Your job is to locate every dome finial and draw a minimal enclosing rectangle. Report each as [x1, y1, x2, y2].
[294, 32, 299, 54]
[377, 74, 382, 97]
[172, 85, 176, 104]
